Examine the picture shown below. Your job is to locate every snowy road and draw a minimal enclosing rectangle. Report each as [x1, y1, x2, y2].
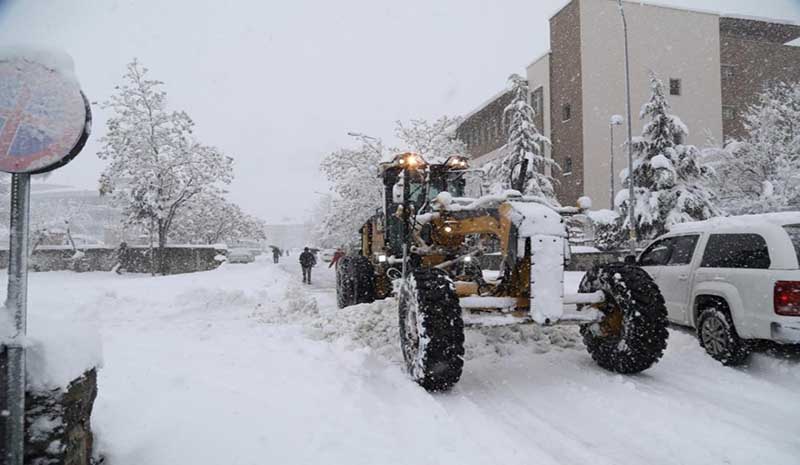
[24, 258, 800, 465]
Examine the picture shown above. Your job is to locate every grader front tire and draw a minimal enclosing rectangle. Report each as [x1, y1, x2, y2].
[399, 268, 464, 392]
[579, 264, 669, 374]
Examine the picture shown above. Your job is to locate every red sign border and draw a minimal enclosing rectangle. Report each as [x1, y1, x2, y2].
[25, 91, 91, 174]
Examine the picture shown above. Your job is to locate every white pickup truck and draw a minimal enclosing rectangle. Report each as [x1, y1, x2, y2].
[638, 212, 800, 365]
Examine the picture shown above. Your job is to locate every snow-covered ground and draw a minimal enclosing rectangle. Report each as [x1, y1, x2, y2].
[22, 258, 800, 464]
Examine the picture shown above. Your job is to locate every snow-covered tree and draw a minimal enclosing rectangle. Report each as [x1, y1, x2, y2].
[616, 73, 718, 240]
[170, 193, 265, 245]
[98, 60, 234, 273]
[394, 116, 466, 163]
[714, 81, 800, 214]
[317, 134, 384, 248]
[316, 117, 466, 248]
[486, 74, 557, 203]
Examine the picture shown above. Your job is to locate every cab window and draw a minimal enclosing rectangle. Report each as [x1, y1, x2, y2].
[639, 238, 671, 266]
[639, 235, 699, 267]
[666, 235, 699, 265]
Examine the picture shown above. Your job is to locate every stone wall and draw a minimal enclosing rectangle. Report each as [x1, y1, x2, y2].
[565, 251, 626, 272]
[24, 370, 98, 465]
[479, 251, 625, 273]
[0, 245, 226, 275]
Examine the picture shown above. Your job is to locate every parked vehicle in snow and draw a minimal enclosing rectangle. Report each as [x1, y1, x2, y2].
[638, 212, 800, 365]
[226, 248, 256, 264]
[336, 152, 669, 391]
[319, 249, 336, 263]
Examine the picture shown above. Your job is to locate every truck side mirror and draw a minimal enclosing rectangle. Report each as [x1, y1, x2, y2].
[624, 254, 636, 265]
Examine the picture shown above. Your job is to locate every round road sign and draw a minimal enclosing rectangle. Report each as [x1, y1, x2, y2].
[0, 57, 91, 174]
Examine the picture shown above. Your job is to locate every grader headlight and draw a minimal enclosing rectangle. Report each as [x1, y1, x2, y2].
[396, 152, 427, 170]
[445, 155, 470, 170]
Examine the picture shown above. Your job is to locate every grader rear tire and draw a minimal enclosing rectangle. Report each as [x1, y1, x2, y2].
[579, 263, 668, 374]
[336, 257, 355, 309]
[399, 268, 464, 392]
[351, 256, 376, 305]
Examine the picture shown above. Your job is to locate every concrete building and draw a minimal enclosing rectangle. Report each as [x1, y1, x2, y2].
[457, 0, 800, 209]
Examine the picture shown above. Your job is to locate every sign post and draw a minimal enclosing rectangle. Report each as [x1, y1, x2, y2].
[0, 54, 90, 465]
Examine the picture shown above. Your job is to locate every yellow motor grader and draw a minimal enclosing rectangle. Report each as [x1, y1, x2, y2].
[336, 152, 668, 391]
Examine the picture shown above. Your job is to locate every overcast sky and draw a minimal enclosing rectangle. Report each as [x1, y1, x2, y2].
[1, 0, 798, 223]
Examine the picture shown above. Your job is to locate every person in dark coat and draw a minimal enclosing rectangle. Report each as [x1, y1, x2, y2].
[299, 247, 316, 284]
[114, 241, 130, 274]
[272, 247, 281, 264]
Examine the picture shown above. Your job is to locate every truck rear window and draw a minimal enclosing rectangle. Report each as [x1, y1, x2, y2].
[784, 225, 800, 267]
[700, 233, 771, 269]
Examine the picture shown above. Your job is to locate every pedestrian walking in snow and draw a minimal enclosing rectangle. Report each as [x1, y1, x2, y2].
[299, 247, 316, 284]
[273, 247, 281, 264]
[113, 241, 130, 274]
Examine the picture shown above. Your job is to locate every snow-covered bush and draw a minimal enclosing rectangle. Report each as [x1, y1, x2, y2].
[486, 74, 558, 204]
[713, 81, 800, 214]
[587, 209, 624, 251]
[170, 193, 265, 245]
[616, 73, 719, 240]
[98, 60, 234, 273]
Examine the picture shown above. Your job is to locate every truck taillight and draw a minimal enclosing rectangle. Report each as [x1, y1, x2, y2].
[774, 281, 800, 316]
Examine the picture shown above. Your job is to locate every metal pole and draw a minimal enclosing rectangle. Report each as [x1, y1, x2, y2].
[3, 173, 31, 465]
[619, 0, 636, 256]
[609, 124, 615, 209]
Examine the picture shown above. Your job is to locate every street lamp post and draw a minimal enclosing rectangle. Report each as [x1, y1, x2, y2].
[618, 0, 636, 256]
[609, 115, 623, 210]
[347, 131, 382, 157]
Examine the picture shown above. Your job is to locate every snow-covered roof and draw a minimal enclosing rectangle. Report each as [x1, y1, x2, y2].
[667, 212, 800, 269]
[546, 0, 798, 29]
[670, 212, 800, 234]
[460, 88, 511, 123]
[525, 50, 551, 70]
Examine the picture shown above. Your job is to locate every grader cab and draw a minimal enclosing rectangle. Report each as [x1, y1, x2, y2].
[336, 152, 668, 391]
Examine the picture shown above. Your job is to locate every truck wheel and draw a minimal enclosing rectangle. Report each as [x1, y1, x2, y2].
[579, 264, 669, 374]
[399, 268, 464, 392]
[336, 257, 354, 309]
[351, 256, 376, 305]
[697, 307, 751, 366]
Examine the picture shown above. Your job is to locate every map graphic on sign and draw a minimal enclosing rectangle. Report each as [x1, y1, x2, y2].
[0, 57, 90, 174]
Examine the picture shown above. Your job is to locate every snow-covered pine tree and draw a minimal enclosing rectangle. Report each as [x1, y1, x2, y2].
[616, 73, 718, 240]
[98, 60, 234, 273]
[714, 81, 800, 214]
[486, 74, 557, 203]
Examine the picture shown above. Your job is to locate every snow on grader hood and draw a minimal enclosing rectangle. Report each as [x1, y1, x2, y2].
[337, 153, 669, 392]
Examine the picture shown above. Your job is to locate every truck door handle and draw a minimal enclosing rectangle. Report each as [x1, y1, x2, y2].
[678, 274, 689, 280]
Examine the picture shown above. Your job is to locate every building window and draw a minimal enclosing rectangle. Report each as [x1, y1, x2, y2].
[722, 106, 736, 120]
[562, 103, 571, 122]
[563, 157, 573, 175]
[721, 65, 734, 79]
[669, 78, 682, 96]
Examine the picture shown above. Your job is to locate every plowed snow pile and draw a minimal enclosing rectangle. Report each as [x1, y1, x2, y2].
[252, 283, 582, 364]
